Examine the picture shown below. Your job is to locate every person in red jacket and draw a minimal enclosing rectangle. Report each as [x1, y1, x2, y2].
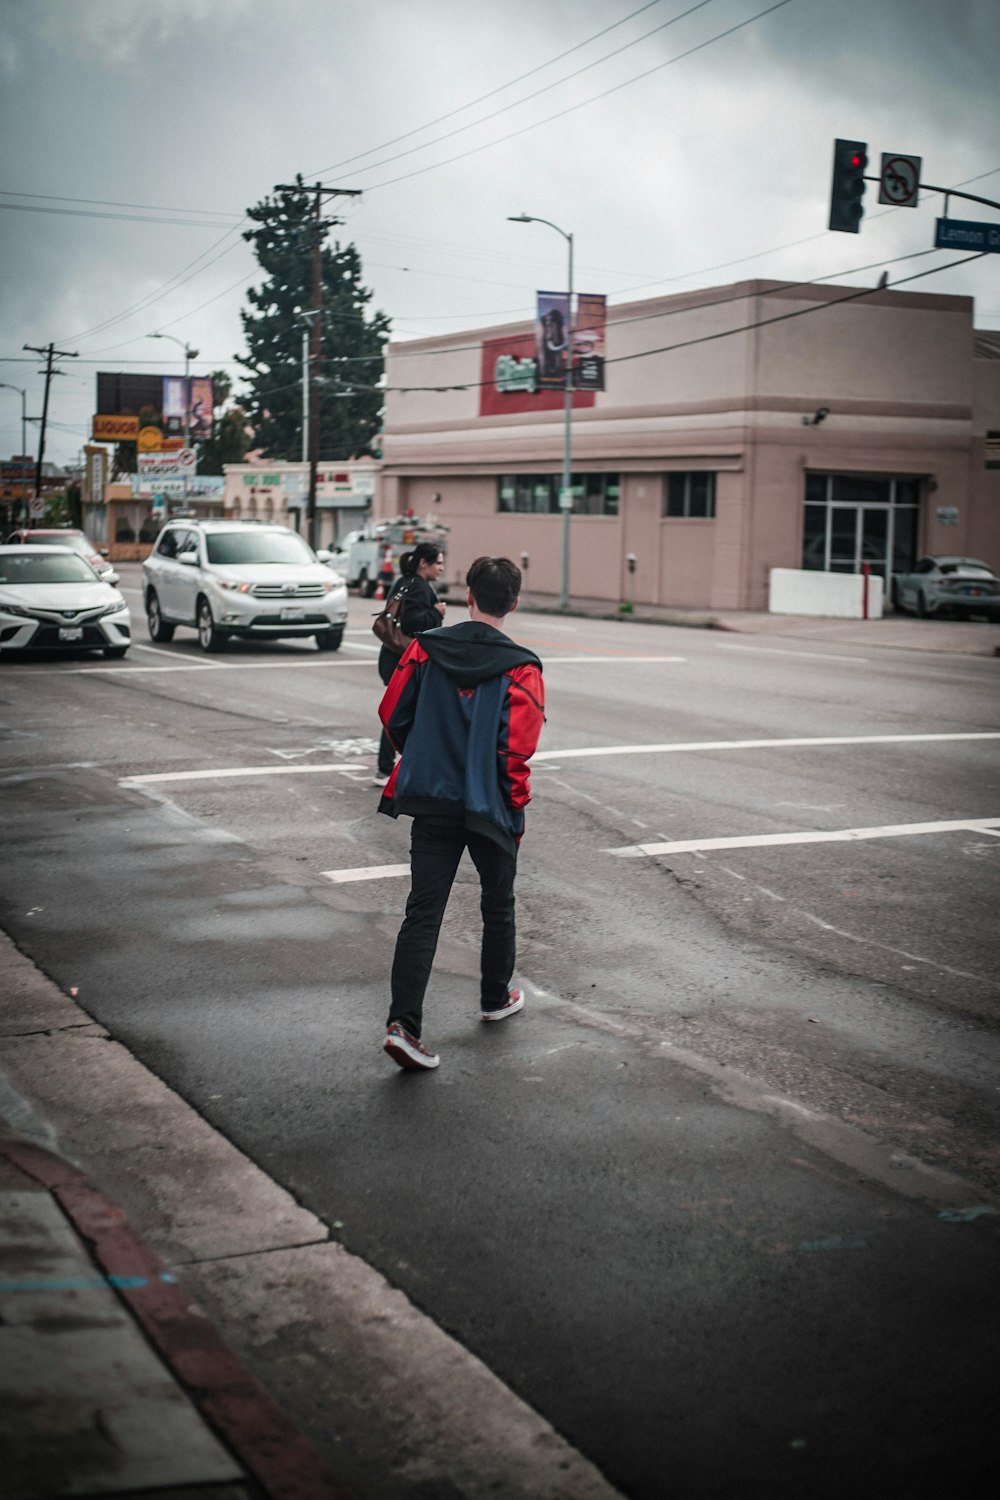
[378, 556, 545, 1071]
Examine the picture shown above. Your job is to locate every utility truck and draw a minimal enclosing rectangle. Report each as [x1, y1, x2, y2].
[333, 515, 450, 597]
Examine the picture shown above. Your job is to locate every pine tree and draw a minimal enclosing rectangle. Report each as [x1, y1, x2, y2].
[236, 178, 389, 461]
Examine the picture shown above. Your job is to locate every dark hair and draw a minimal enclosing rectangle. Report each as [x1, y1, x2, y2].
[400, 541, 443, 576]
[466, 556, 521, 617]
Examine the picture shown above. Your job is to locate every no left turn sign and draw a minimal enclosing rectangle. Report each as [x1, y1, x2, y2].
[879, 153, 922, 207]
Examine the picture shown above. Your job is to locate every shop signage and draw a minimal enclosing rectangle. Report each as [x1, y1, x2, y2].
[479, 333, 597, 419]
[137, 449, 197, 479]
[495, 354, 537, 394]
[92, 414, 139, 441]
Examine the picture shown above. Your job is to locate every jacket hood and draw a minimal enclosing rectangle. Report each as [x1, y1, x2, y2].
[418, 619, 541, 687]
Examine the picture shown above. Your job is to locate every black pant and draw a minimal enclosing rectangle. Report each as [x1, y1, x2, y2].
[387, 816, 517, 1038]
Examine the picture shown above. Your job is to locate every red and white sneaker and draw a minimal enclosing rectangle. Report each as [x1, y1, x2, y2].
[480, 988, 524, 1022]
[384, 1022, 440, 1070]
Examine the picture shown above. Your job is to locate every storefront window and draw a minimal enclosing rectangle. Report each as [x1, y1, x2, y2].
[802, 473, 921, 578]
[664, 473, 716, 518]
[497, 474, 620, 515]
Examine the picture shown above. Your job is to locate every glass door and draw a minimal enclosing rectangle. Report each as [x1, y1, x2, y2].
[860, 507, 889, 581]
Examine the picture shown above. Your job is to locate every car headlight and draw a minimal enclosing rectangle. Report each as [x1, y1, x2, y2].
[1, 603, 35, 619]
[101, 598, 129, 616]
[219, 581, 252, 593]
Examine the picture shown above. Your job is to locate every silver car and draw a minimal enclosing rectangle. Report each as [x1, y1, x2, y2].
[892, 556, 1000, 620]
[0, 545, 131, 657]
[142, 520, 348, 652]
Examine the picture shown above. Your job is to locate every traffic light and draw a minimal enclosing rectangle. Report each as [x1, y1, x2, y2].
[829, 138, 868, 233]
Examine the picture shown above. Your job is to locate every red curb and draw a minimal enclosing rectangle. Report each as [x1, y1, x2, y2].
[4, 1138, 354, 1500]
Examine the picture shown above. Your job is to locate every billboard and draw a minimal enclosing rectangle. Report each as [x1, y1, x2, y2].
[96, 372, 214, 443]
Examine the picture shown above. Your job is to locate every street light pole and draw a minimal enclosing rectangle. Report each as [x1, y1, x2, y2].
[508, 213, 574, 609]
[149, 333, 198, 508]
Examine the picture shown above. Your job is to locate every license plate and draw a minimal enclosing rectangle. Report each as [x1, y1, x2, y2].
[59, 627, 83, 641]
[279, 607, 305, 621]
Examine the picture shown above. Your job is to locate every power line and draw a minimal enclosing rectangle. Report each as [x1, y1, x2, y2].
[305, 0, 671, 178]
[362, 0, 797, 194]
[0, 201, 237, 229]
[317, 1, 720, 184]
[373, 253, 988, 393]
[0, 188, 241, 216]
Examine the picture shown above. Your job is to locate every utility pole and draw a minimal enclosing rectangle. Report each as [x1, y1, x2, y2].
[274, 180, 361, 549]
[23, 342, 78, 520]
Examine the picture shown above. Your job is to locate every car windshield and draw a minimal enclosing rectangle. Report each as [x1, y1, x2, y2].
[25, 534, 89, 554]
[205, 532, 315, 566]
[0, 552, 98, 585]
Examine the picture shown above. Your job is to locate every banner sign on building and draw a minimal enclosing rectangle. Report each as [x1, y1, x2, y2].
[131, 474, 223, 499]
[92, 413, 140, 442]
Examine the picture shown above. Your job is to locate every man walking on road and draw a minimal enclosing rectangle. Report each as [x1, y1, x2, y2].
[377, 556, 545, 1071]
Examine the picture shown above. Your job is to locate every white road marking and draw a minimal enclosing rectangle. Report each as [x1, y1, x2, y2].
[544, 654, 685, 664]
[41, 657, 375, 676]
[534, 731, 1000, 762]
[321, 863, 410, 884]
[606, 817, 1000, 858]
[121, 763, 361, 785]
[715, 643, 869, 664]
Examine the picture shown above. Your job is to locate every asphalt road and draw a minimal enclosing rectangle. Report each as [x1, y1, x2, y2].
[2, 566, 999, 1498]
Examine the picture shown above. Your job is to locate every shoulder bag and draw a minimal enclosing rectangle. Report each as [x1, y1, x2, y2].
[372, 584, 413, 656]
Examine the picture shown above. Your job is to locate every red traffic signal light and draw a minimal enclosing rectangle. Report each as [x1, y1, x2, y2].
[829, 138, 868, 233]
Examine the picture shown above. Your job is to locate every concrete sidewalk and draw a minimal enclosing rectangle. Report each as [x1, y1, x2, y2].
[0, 931, 621, 1500]
[518, 592, 1000, 657]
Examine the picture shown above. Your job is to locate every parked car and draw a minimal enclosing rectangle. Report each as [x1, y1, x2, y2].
[0, 545, 130, 657]
[142, 519, 349, 652]
[892, 556, 1000, 619]
[6, 528, 114, 578]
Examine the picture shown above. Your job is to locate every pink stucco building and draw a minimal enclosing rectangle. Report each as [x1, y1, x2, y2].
[379, 279, 1000, 608]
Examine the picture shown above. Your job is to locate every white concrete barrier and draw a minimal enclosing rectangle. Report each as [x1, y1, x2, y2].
[768, 567, 884, 619]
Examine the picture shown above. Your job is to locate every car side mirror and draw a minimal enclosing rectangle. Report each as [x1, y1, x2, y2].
[104, 570, 120, 586]
[316, 549, 332, 562]
[100, 547, 109, 557]
[178, 551, 198, 566]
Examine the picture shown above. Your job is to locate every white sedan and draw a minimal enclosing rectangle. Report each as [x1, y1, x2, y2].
[0, 545, 131, 658]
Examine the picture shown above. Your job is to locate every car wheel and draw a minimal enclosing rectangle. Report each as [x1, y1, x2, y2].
[146, 590, 175, 642]
[890, 579, 902, 611]
[315, 628, 343, 651]
[103, 646, 129, 659]
[916, 589, 930, 619]
[197, 596, 227, 652]
[359, 569, 375, 598]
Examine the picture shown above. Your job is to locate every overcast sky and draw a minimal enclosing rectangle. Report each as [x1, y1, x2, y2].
[1, 0, 998, 465]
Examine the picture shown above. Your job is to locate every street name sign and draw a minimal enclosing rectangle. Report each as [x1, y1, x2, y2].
[934, 218, 1000, 253]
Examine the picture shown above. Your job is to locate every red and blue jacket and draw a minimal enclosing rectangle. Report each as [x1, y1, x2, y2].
[378, 620, 545, 852]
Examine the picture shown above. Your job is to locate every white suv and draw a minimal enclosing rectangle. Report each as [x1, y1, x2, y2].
[143, 520, 348, 652]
